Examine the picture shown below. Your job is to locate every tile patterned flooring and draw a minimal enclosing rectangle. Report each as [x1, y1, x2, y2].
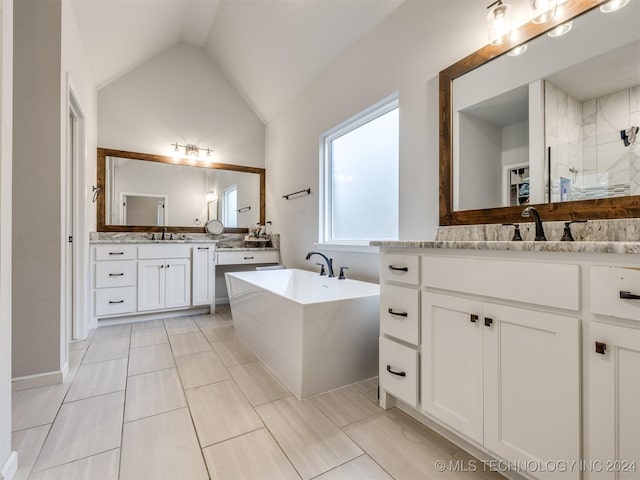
[12, 305, 505, 480]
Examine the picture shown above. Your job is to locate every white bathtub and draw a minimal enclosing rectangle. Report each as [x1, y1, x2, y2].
[225, 268, 380, 398]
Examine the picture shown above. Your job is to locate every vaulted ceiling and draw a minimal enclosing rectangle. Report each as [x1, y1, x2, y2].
[71, 0, 404, 121]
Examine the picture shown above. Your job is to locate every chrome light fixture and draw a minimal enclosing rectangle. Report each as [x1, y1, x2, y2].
[530, 0, 557, 24]
[487, 0, 513, 46]
[547, 21, 572, 37]
[600, 0, 630, 13]
[171, 143, 213, 159]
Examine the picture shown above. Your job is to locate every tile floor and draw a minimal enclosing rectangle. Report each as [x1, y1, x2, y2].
[12, 305, 505, 480]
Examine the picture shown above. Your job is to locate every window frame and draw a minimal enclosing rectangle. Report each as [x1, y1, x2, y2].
[222, 185, 238, 228]
[319, 93, 399, 247]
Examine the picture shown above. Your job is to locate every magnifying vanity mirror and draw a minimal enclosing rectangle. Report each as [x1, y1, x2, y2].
[97, 148, 266, 232]
[440, 0, 640, 225]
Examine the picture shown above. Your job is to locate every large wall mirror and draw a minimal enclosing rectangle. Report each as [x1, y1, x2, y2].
[97, 148, 265, 232]
[440, 0, 640, 225]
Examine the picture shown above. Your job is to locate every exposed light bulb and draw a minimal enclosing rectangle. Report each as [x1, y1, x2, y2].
[530, 0, 557, 24]
[547, 21, 572, 37]
[507, 44, 528, 56]
[487, 0, 513, 46]
[600, 0, 630, 13]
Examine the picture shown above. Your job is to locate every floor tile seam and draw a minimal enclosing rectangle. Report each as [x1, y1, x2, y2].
[306, 453, 368, 480]
[9, 423, 52, 480]
[129, 340, 169, 349]
[166, 329, 203, 340]
[171, 346, 214, 359]
[10, 422, 52, 435]
[181, 374, 233, 392]
[312, 387, 383, 429]
[337, 419, 397, 480]
[117, 345, 131, 480]
[127, 364, 177, 378]
[198, 425, 265, 451]
[30, 444, 122, 475]
[72, 353, 124, 371]
[63, 388, 127, 405]
[81, 354, 129, 366]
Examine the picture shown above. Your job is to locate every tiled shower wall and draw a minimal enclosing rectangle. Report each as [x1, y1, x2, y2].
[545, 81, 640, 198]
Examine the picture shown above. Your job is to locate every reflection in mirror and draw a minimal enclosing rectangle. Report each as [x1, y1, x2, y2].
[452, 1, 639, 213]
[97, 148, 265, 232]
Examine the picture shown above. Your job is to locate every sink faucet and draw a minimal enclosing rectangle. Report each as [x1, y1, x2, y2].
[161, 227, 167, 240]
[521, 206, 546, 241]
[305, 251, 335, 277]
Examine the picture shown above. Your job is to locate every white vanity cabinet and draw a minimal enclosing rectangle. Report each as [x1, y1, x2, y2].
[137, 258, 191, 311]
[422, 292, 580, 473]
[192, 245, 215, 306]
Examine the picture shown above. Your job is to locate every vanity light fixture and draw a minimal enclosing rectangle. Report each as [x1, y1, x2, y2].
[599, 0, 629, 13]
[530, 0, 557, 23]
[487, 0, 513, 45]
[171, 143, 214, 159]
[507, 44, 528, 56]
[547, 21, 572, 37]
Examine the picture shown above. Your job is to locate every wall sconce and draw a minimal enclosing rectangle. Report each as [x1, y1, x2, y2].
[172, 143, 213, 159]
[487, 0, 513, 46]
[529, 0, 557, 24]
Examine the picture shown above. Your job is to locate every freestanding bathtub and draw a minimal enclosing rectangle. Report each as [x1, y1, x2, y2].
[225, 268, 380, 398]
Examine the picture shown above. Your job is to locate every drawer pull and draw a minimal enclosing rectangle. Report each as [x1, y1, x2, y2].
[484, 317, 493, 327]
[388, 265, 408, 272]
[387, 308, 408, 317]
[108, 252, 124, 256]
[619, 291, 640, 300]
[595, 341, 607, 355]
[109, 273, 124, 277]
[198, 247, 209, 250]
[108, 300, 124, 304]
[244, 256, 254, 260]
[386, 365, 406, 377]
[470, 314, 478, 323]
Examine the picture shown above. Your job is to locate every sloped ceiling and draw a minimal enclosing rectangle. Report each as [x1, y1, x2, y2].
[71, 0, 403, 121]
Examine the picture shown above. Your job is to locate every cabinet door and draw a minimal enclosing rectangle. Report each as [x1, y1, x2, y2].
[138, 259, 165, 311]
[483, 303, 580, 480]
[192, 246, 214, 306]
[165, 258, 191, 308]
[421, 292, 484, 444]
[587, 322, 640, 480]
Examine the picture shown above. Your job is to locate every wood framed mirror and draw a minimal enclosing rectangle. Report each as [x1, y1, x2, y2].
[440, 0, 640, 226]
[97, 148, 266, 233]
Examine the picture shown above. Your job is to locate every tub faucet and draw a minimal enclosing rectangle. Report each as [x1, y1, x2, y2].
[305, 251, 335, 277]
[521, 206, 546, 241]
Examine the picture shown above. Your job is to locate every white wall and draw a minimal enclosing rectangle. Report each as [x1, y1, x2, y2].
[265, 1, 487, 282]
[502, 121, 529, 169]
[0, 0, 13, 473]
[98, 43, 265, 179]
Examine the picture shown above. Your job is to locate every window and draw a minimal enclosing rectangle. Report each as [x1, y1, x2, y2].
[223, 185, 237, 228]
[320, 94, 399, 244]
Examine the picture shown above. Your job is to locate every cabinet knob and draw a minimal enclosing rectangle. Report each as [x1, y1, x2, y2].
[388, 308, 408, 318]
[470, 314, 478, 323]
[386, 365, 406, 377]
[595, 341, 607, 355]
[484, 317, 493, 327]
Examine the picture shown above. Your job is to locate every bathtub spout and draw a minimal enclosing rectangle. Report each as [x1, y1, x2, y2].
[305, 251, 335, 277]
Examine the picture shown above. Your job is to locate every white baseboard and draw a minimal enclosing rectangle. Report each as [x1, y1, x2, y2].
[0, 451, 18, 480]
[215, 297, 229, 305]
[12, 369, 64, 392]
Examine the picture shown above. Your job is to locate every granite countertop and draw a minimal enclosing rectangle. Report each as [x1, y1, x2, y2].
[90, 239, 217, 244]
[370, 240, 640, 255]
[216, 246, 279, 251]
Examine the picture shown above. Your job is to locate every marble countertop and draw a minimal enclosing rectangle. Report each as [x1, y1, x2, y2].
[370, 240, 640, 255]
[216, 246, 279, 251]
[90, 239, 216, 244]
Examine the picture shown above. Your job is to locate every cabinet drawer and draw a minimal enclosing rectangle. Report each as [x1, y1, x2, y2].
[379, 336, 419, 408]
[95, 245, 137, 261]
[138, 244, 191, 259]
[380, 285, 419, 345]
[380, 254, 419, 285]
[95, 261, 137, 288]
[95, 287, 136, 316]
[591, 266, 640, 322]
[216, 251, 279, 265]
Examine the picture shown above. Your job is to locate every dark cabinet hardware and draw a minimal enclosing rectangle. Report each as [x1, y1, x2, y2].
[388, 265, 408, 272]
[166, 264, 170, 268]
[109, 300, 124, 304]
[470, 314, 478, 323]
[160, 265, 164, 269]
[388, 308, 408, 317]
[386, 365, 406, 377]
[198, 247, 209, 250]
[244, 256, 254, 260]
[595, 342, 607, 355]
[620, 291, 640, 300]
[109, 273, 125, 277]
[484, 317, 493, 327]
[108, 252, 124, 255]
